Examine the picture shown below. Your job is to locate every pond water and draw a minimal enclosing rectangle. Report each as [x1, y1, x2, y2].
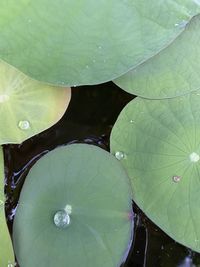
[3, 82, 200, 267]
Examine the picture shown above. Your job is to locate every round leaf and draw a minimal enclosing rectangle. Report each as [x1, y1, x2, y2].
[13, 144, 133, 267]
[0, 60, 71, 144]
[0, 147, 15, 266]
[111, 94, 200, 252]
[0, 1, 199, 85]
[114, 15, 200, 99]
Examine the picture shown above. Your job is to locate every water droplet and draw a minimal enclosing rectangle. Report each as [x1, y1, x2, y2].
[175, 20, 188, 28]
[115, 151, 126, 160]
[0, 94, 9, 103]
[172, 175, 181, 183]
[92, 59, 96, 63]
[64, 204, 72, 214]
[189, 152, 200, 163]
[98, 45, 102, 49]
[18, 120, 30, 130]
[54, 210, 70, 228]
[86, 65, 89, 69]
[130, 120, 134, 123]
[73, 85, 77, 87]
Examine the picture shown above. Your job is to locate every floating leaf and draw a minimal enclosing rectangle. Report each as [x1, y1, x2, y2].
[0, 146, 15, 266]
[114, 15, 200, 99]
[111, 94, 200, 252]
[0, 60, 71, 144]
[13, 144, 133, 267]
[0, 1, 199, 85]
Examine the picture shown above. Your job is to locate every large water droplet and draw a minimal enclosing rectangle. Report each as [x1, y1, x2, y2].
[115, 151, 126, 160]
[54, 210, 70, 228]
[189, 152, 200, 163]
[18, 120, 30, 130]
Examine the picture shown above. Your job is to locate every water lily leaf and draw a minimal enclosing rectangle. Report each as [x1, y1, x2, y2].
[111, 94, 200, 252]
[13, 144, 133, 267]
[0, 1, 199, 86]
[0, 147, 15, 266]
[114, 15, 200, 99]
[0, 60, 71, 144]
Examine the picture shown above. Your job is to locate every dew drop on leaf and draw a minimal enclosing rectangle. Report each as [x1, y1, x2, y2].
[172, 175, 181, 183]
[18, 120, 30, 130]
[54, 210, 70, 228]
[115, 151, 126, 160]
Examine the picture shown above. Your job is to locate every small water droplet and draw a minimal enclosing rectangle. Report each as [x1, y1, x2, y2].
[115, 151, 126, 160]
[0, 94, 9, 103]
[98, 45, 102, 49]
[189, 152, 200, 163]
[172, 175, 181, 183]
[18, 120, 30, 130]
[92, 59, 96, 63]
[54, 210, 70, 228]
[64, 204, 72, 214]
[130, 120, 134, 123]
[86, 65, 89, 69]
[175, 20, 188, 28]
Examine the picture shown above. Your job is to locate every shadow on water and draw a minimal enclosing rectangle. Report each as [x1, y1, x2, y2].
[3, 82, 200, 267]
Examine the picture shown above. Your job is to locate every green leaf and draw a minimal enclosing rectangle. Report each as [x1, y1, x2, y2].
[0, 1, 199, 86]
[114, 15, 200, 99]
[110, 94, 200, 252]
[13, 144, 133, 267]
[0, 60, 71, 144]
[0, 146, 15, 266]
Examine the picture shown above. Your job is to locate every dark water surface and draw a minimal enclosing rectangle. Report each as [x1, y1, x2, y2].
[3, 82, 200, 267]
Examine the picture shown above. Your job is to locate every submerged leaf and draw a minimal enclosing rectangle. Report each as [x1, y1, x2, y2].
[114, 15, 200, 99]
[111, 94, 200, 252]
[0, 60, 71, 144]
[13, 144, 133, 267]
[0, 147, 15, 266]
[0, 1, 199, 85]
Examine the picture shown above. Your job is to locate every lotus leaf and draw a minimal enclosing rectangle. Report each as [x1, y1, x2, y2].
[0, 146, 15, 266]
[114, 15, 200, 99]
[0, 60, 71, 144]
[0, 1, 199, 85]
[13, 144, 133, 267]
[111, 94, 200, 252]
